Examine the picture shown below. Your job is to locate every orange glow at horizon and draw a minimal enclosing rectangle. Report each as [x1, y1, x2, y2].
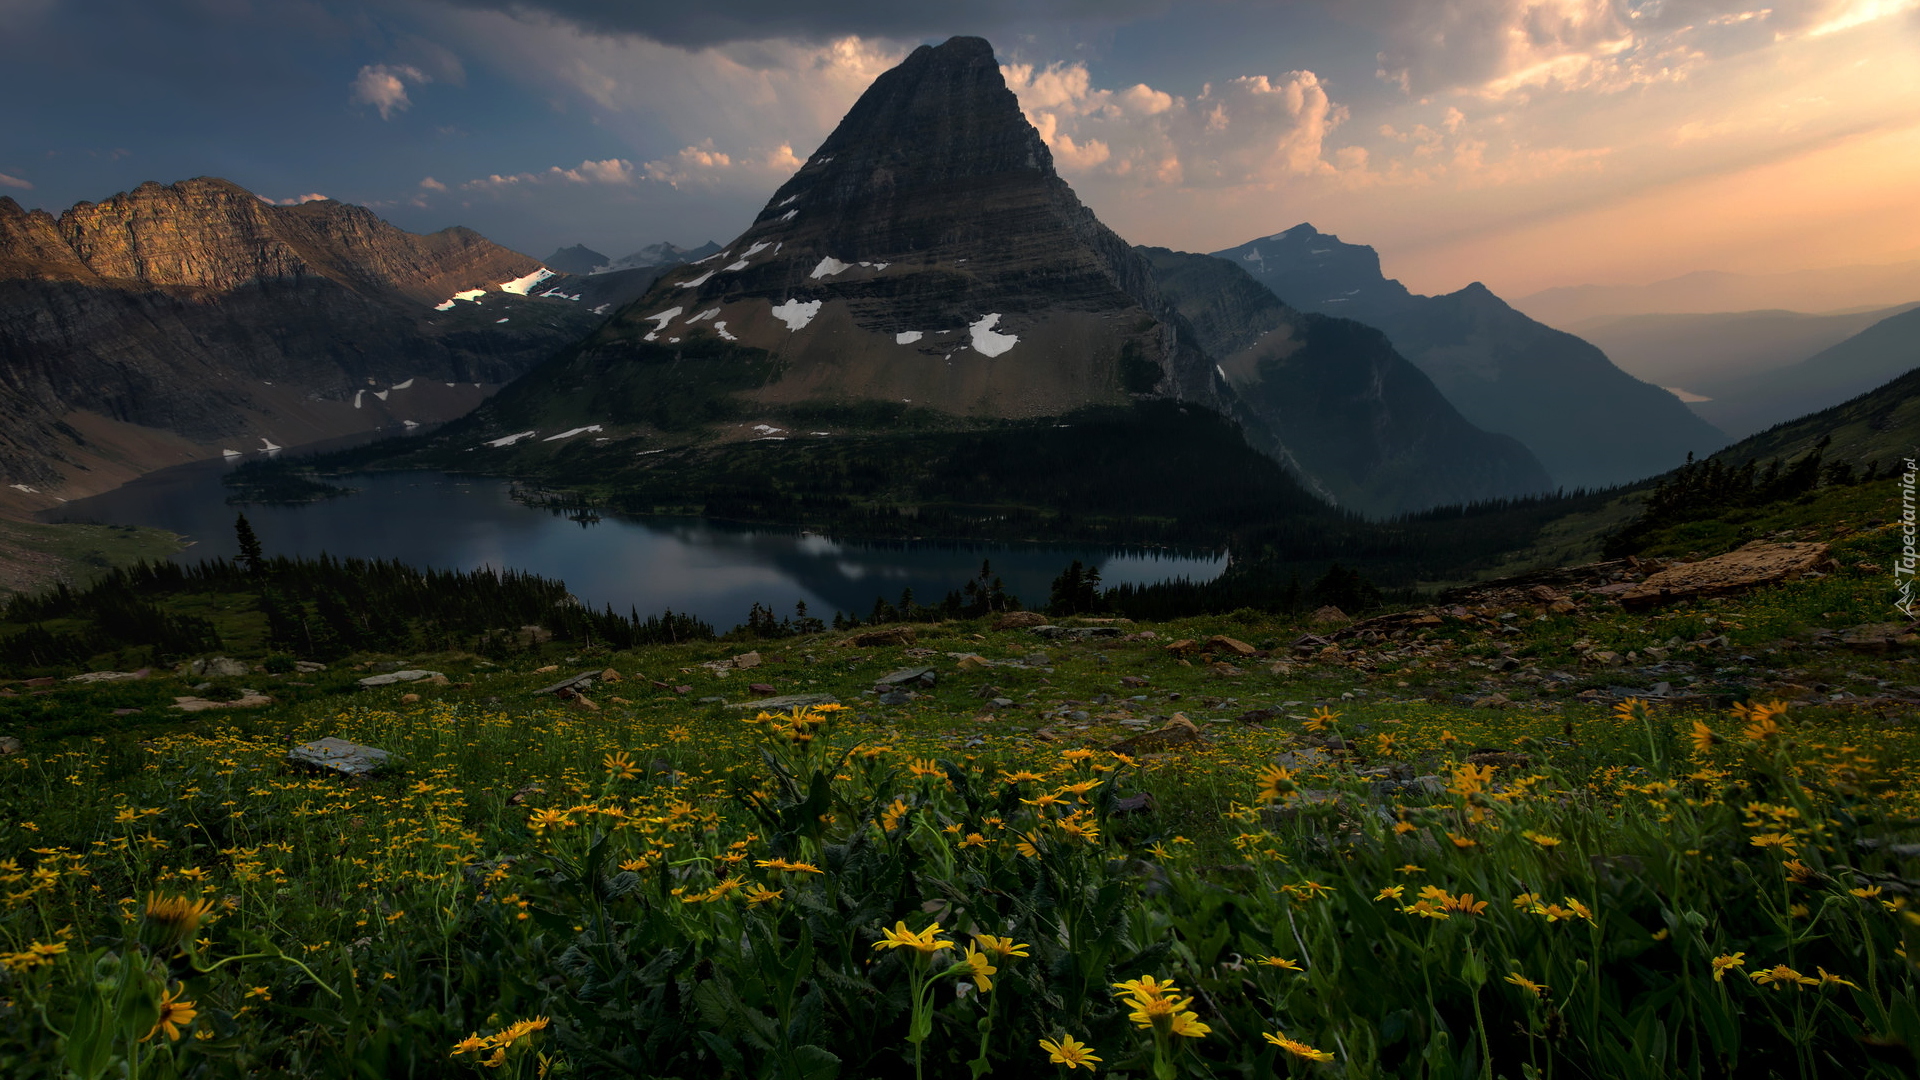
[1385, 121, 1920, 297]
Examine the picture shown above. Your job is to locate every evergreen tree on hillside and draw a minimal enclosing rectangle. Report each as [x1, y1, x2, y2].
[234, 514, 265, 576]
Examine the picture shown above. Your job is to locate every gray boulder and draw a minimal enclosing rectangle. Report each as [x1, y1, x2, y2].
[727, 693, 840, 711]
[357, 669, 444, 689]
[876, 666, 937, 690]
[288, 737, 390, 777]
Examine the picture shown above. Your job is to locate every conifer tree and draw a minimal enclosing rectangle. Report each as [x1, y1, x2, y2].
[234, 514, 265, 576]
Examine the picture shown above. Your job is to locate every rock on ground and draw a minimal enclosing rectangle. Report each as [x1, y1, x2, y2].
[1619, 541, 1833, 610]
[357, 669, 446, 689]
[727, 693, 840, 712]
[288, 737, 391, 777]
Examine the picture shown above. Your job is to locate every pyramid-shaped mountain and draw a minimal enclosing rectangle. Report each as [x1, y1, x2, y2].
[474, 36, 1223, 432]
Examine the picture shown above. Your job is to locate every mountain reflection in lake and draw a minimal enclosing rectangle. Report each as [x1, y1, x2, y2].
[46, 465, 1227, 629]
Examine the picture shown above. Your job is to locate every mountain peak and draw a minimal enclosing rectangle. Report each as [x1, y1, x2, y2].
[493, 34, 1225, 432]
[1272, 222, 1322, 241]
[782, 34, 1048, 210]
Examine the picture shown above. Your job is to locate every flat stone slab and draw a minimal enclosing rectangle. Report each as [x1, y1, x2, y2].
[876, 666, 936, 687]
[1619, 541, 1831, 610]
[1031, 625, 1123, 640]
[172, 693, 272, 712]
[727, 693, 839, 712]
[357, 669, 444, 689]
[69, 669, 150, 683]
[288, 737, 390, 777]
[533, 670, 601, 695]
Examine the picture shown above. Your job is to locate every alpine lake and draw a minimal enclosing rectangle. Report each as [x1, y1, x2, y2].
[40, 444, 1226, 629]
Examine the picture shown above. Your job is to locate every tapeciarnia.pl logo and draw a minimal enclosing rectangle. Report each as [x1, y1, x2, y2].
[1898, 457, 1917, 620]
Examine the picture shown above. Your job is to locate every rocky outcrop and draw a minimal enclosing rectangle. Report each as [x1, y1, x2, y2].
[1140, 246, 1552, 515]
[1618, 541, 1833, 610]
[0, 179, 612, 494]
[1213, 224, 1728, 490]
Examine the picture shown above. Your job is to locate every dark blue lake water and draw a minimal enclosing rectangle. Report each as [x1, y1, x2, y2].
[44, 455, 1226, 628]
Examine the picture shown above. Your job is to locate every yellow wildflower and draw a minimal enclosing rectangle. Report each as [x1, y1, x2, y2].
[1504, 972, 1548, 997]
[144, 983, 197, 1042]
[1039, 1034, 1101, 1071]
[872, 920, 953, 956]
[1263, 1031, 1335, 1062]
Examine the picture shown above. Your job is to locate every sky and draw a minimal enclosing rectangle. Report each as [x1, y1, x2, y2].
[3, 0, 1918, 298]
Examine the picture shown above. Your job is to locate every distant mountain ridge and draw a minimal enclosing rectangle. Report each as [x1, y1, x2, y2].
[543, 244, 608, 276]
[1516, 257, 1920, 326]
[1686, 305, 1920, 438]
[589, 240, 724, 275]
[0, 177, 608, 505]
[1569, 303, 1920, 390]
[1212, 224, 1727, 490]
[1139, 246, 1553, 515]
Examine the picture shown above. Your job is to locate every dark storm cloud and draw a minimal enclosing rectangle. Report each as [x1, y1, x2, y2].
[433, 0, 1192, 47]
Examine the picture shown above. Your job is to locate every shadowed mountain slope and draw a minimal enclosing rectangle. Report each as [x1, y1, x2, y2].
[1140, 246, 1552, 515]
[1213, 224, 1727, 489]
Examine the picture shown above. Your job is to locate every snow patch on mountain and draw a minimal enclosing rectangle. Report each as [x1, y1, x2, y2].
[499, 268, 555, 296]
[968, 314, 1018, 357]
[771, 299, 822, 330]
[641, 307, 684, 341]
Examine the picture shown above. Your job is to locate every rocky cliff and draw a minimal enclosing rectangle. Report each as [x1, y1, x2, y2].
[466, 35, 1225, 440]
[1213, 224, 1728, 490]
[1140, 247, 1553, 515]
[0, 179, 614, 504]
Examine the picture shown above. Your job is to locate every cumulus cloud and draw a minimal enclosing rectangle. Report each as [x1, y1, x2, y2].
[0, 172, 32, 190]
[419, 176, 448, 191]
[1003, 61, 1352, 189]
[349, 63, 429, 120]
[1356, 0, 1920, 99]
[429, 17, 893, 202]
[435, 0, 1184, 49]
[258, 192, 329, 205]
[460, 158, 639, 192]
[642, 140, 734, 186]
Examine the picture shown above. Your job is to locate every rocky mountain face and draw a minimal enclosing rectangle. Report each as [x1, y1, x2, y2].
[1140, 247, 1552, 515]
[0, 178, 609, 504]
[469, 35, 1226, 443]
[1213, 224, 1728, 490]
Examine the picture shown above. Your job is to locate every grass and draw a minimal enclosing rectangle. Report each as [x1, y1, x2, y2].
[2, 510, 1918, 1078]
[0, 520, 183, 599]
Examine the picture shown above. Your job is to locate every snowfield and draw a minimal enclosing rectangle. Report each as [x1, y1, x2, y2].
[770, 299, 823, 331]
[968, 313, 1019, 357]
[642, 307, 684, 341]
[498, 268, 555, 296]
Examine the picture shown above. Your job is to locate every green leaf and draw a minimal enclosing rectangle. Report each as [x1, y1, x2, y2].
[790, 1044, 842, 1080]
